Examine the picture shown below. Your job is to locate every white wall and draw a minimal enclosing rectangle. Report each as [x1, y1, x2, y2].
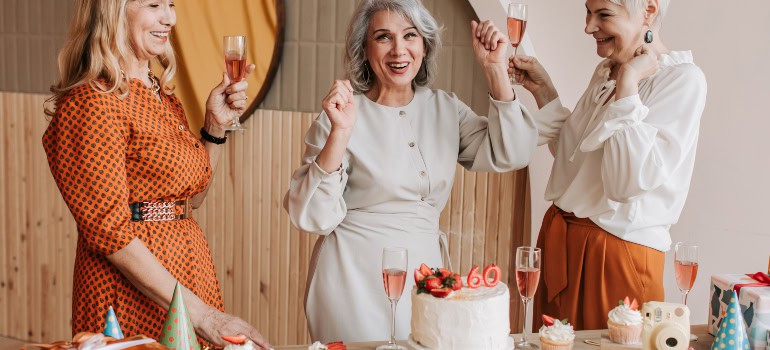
[470, 0, 770, 325]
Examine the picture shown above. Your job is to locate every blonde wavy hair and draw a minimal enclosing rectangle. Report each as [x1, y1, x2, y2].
[46, 0, 177, 116]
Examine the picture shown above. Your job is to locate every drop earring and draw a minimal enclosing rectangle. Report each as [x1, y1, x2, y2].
[644, 29, 654, 44]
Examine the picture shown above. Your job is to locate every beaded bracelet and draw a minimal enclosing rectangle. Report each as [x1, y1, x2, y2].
[200, 128, 227, 144]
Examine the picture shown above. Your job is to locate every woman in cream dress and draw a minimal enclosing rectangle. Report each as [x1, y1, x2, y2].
[284, 0, 538, 343]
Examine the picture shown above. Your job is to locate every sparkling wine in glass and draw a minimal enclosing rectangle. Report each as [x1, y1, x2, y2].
[674, 241, 698, 341]
[507, 2, 528, 85]
[377, 247, 408, 350]
[515, 246, 541, 349]
[222, 35, 247, 131]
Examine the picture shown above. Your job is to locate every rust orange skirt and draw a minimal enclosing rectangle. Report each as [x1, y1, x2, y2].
[532, 204, 664, 331]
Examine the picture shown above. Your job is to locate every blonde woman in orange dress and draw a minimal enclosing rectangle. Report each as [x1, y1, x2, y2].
[43, 1, 271, 348]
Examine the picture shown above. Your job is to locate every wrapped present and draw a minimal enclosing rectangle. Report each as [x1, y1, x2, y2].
[709, 273, 770, 349]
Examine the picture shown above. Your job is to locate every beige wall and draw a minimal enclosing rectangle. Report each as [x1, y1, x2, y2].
[474, 0, 770, 324]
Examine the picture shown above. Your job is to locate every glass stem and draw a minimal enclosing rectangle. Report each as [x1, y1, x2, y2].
[521, 297, 530, 344]
[510, 46, 519, 85]
[682, 291, 689, 305]
[390, 300, 398, 345]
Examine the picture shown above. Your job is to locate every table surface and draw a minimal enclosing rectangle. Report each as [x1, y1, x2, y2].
[0, 325, 714, 350]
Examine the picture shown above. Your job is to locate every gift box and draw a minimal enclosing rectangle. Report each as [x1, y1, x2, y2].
[709, 273, 770, 350]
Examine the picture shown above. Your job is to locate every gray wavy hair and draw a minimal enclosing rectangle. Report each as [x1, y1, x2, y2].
[609, 0, 670, 29]
[345, 0, 442, 92]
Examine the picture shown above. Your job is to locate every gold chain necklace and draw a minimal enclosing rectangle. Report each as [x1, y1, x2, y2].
[147, 70, 161, 101]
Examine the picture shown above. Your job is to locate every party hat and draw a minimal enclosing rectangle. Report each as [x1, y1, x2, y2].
[160, 283, 200, 350]
[103, 306, 124, 339]
[711, 290, 750, 350]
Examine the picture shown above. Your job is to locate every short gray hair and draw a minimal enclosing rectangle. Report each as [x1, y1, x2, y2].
[344, 0, 442, 92]
[608, 0, 670, 29]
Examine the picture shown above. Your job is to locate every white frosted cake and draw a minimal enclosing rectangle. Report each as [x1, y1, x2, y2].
[410, 283, 511, 349]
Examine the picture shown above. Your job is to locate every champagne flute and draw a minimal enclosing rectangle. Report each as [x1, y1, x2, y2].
[377, 247, 408, 350]
[515, 246, 541, 349]
[222, 35, 247, 131]
[507, 3, 528, 85]
[674, 242, 698, 341]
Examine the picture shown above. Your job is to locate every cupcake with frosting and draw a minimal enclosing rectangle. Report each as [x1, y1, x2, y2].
[539, 315, 575, 350]
[607, 296, 643, 344]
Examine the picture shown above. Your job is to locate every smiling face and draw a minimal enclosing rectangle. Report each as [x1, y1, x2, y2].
[126, 0, 176, 62]
[365, 10, 425, 91]
[584, 0, 647, 64]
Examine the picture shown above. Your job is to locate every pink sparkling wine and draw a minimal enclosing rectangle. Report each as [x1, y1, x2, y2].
[382, 268, 407, 301]
[516, 267, 540, 299]
[225, 50, 246, 82]
[507, 17, 527, 47]
[674, 260, 698, 291]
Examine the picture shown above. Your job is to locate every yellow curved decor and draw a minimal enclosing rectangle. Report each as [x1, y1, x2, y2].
[171, 0, 278, 133]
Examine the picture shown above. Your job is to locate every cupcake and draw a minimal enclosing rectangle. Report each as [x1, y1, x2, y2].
[607, 296, 643, 344]
[539, 315, 575, 350]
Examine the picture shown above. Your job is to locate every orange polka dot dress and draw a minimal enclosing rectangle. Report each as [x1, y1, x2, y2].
[42, 79, 224, 346]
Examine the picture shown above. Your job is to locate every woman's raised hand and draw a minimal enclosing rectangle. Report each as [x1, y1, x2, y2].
[619, 45, 659, 84]
[322, 80, 356, 132]
[206, 64, 256, 131]
[471, 20, 508, 69]
[509, 55, 558, 108]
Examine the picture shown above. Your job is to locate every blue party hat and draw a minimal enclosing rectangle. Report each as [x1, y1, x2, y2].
[103, 306, 125, 339]
[711, 290, 750, 350]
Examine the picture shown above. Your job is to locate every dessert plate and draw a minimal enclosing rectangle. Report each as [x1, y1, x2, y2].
[407, 335, 515, 350]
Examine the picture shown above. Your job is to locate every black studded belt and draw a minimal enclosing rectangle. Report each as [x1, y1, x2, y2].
[129, 199, 191, 222]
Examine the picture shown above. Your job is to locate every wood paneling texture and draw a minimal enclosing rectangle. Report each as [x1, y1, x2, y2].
[0, 0, 74, 94]
[0, 93, 530, 344]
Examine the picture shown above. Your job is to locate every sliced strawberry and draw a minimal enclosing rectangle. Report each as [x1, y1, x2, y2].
[419, 263, 433, 277]
[623, 296, 630, 307]
[222, 335, 247, 345]
[542, 314, 556, 327]
[482, 264, 502, 287]
[425, 276, 442, 290]
[438, 268, 452, 280]
[326, 341, 346, 350]
[630, 298, 639, 311]
[414, 269, 426, 284]
[451, 273, 463, 290]
[430, 287, 452, 298]
[467, 265, 482, 288]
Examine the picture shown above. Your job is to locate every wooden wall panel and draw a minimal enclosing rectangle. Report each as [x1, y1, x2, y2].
[0, 95, 530, 344]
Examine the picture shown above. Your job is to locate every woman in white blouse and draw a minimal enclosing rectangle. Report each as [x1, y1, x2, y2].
[511, 0, 707, 330]
[284, 0, 538, 343]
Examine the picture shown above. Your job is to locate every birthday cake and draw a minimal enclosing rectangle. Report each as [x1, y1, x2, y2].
[410, 264, 511, 350]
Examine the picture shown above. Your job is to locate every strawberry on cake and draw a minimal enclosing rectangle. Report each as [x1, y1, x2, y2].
[410, 264, 511, 349]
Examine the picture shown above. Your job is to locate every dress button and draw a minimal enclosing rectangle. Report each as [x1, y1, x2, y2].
[409, 142, 415, 147]
[178, 125, 184, 130]
[419, 171, 426, 177]
[195, 143, 200, 148]
[399, 111, 406, 117]
[420, 197, 426, 201]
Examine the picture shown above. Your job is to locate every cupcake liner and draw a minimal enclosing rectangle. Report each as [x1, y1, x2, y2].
[607, 320, 642, 345]
[540, 337, 574, 350]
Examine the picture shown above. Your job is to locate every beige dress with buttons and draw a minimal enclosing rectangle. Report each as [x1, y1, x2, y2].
[284, 87, 538, 343]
